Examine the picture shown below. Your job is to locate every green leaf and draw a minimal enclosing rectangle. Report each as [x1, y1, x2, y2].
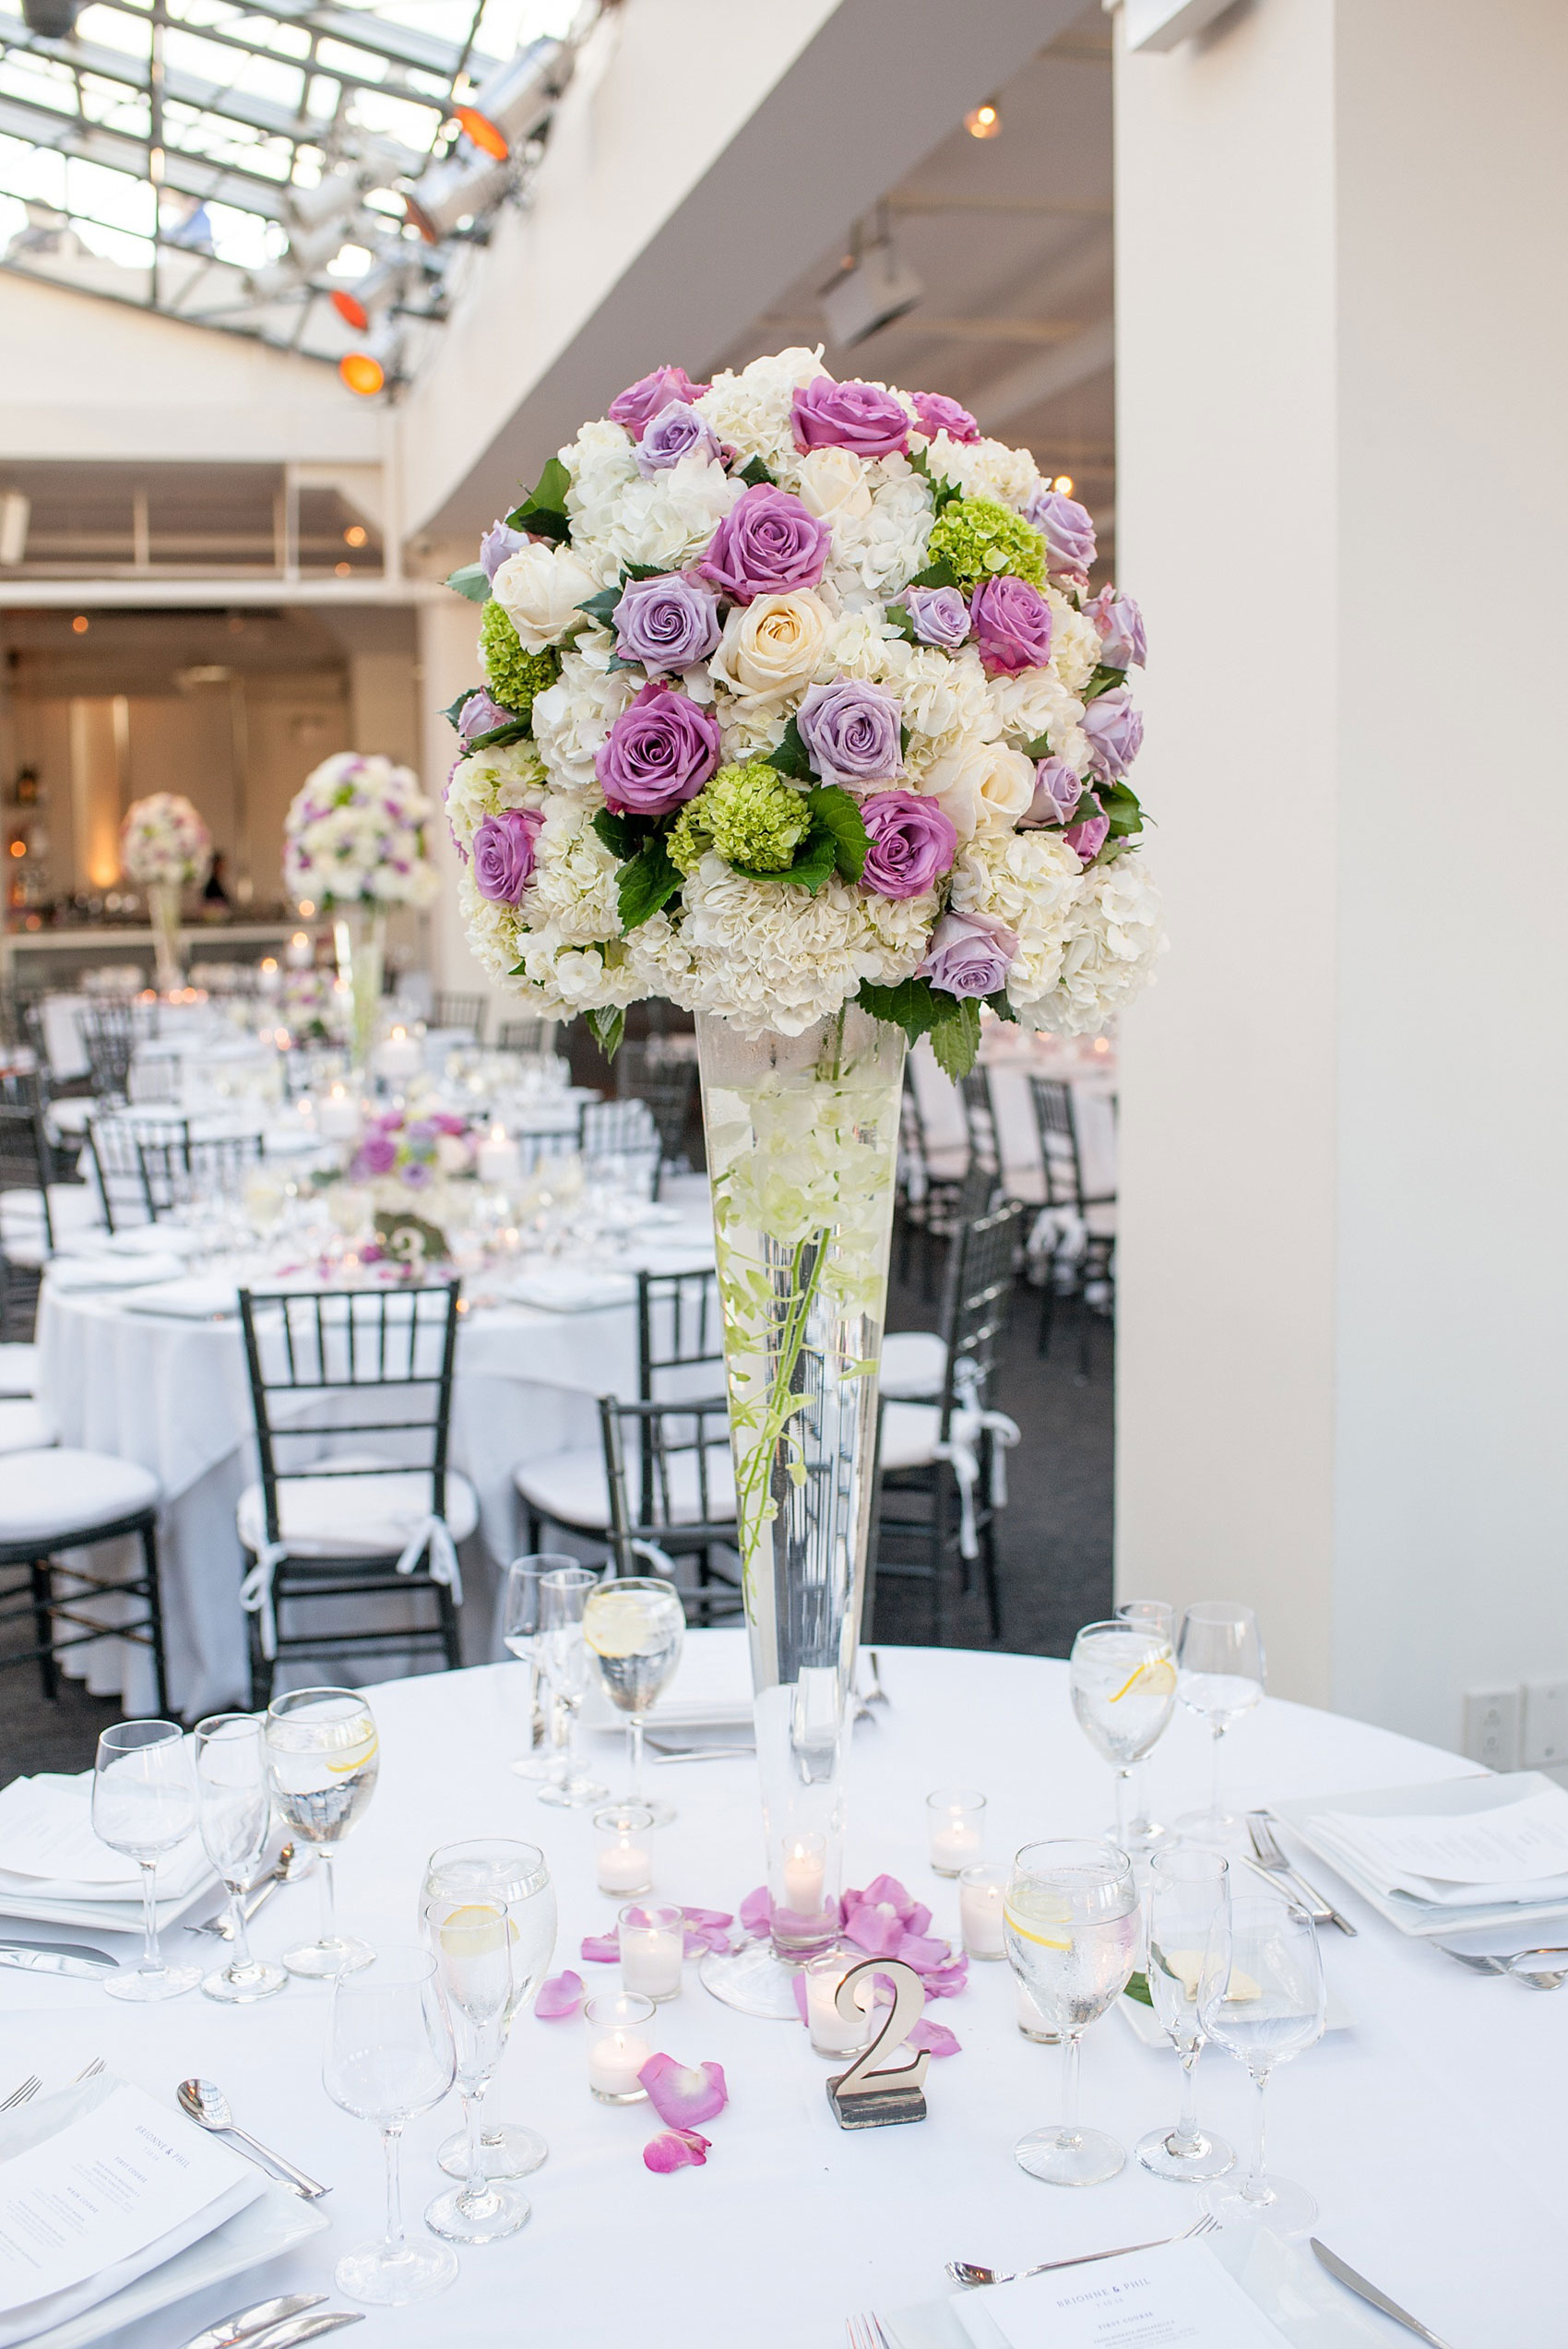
[906, 446, 930, 479]
[984, 990, 1018, 1024]
[883, 602, 918, 645]
[576, 583, 623, 628]
[738, 456, 775, 487]
[784, 830, 837, 895]
[466, 717, 533, 750]
[856, 976, 945, 1043]
[587, 1007, 624, 1061]
[1084, 663, 1126, 703]
[806, 784, 868, 884]
[1019, 732, 1053, 762]
[439, 686, 483, 729]
[445, 564, 492, 606]
[606, 653, 643, 674]
[930, 475, 963, 516]
[763, 714, 814, 781]
[624, 560, 665, 579]
[905, 554, 957, 592]
[617, 835, 683, 931]
[592, 807, 638, 861]
[1100, 780, 1145, 839]
[505, 455, 573, 543]
[928, 996, 983, 1080]
[1124, 1970, 1153, 2009]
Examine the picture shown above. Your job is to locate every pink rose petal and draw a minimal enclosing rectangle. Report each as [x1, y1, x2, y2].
[923, 1958, 970, 1999]
[903, 1900, 933, 1938]
[580, 1932, 620, 1964]
[791, 1970, 810, 2024]
[909, 2018, 960, 2057]
[739, 1886, 773, 1937]
[643, 2128, 710, 2174]
[897, 1931, 953, 1974]
[680, 1905, 734, 1929]
[844, 1904, 906, 1957]
[860, 1873, 913, 1913]
[639, 2052, 729, 2128]
[535, 1969, 584, 2020]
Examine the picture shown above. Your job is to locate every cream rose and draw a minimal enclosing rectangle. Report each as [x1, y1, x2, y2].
[796, 445, 874, 525]
[923, 736, 1037, 841]
[491, 543, 600, 653]
[710, 590, 832, 705]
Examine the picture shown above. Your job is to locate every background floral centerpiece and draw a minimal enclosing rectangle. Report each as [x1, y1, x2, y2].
[282, 753, 441, 1069]
[119, 791, 211, 991]
[325, 1106, 478, 1270]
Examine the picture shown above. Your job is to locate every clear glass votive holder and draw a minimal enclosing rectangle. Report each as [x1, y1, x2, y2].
[926, 1789, 987, 1877]
[803, 1952, 878, 2058]
[618, 1903, 683, 2002]
[773, 1831, 837, 1960]
[1016, 1975, 1060, 2045]
[584, 1992, 656, 2103]
[958, 1861, 1008, 1959]
[594, 1804, 656, 1897]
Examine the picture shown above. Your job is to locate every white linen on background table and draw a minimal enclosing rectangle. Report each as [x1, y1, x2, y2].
[0, 1641, 1553, 2349]
[908, 1043, 1117, 1203]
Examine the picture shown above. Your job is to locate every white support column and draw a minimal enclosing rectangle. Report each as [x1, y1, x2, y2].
[1112, 0, 1568, 1736]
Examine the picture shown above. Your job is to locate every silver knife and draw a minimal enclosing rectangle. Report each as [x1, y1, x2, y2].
[1311, 2239, 1455, 2348]
[180, 2296, 326, 2349]
[244, 2316, 364, 2349]
[0, 1947, 118, 1981]
[0, 1938, 116, 1966]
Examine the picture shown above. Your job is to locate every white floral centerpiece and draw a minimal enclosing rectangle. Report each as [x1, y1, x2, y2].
[283, 753, 440, 1070]
[119, 792, 211, 991]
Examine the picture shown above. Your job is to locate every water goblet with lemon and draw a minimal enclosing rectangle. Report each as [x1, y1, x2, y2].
[1004, 1839, 1140, 2185]
[265, 1687, 378, 1978]
[1069, 1617, 1178, 1855]
[582, 1576, 685, 1828]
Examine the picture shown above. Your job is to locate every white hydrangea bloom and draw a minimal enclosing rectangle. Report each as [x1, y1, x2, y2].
[457, 865, 531, 985]
[1024, 852, 1167, 1034]
[899, 647, 998, 780]
[528, 800, 623, 944]
[516, 929, 647, 1017]
[529, 643, 636, 793]
[950, 829, 1083, 1009]
[659, 853, 883, 1035]
[988, 667, 1090, 774]
[715, 702, 788, 767]
[1049, 590, 1101, 698]
[444, 741, 546, 857]
[921, 432, 1045, 514]
[859, 887, 938, 984]
[826, 465, 934, 604]
[817, 607, 913, 687]
[579, 451, 741, 580]
[694, 347, 826, 484]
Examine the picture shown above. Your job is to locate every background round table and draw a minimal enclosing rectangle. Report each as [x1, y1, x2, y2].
[0, 1639, 1556, 2346]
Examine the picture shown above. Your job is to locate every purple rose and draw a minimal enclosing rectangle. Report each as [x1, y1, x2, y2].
[399, 1159, 434, 1189]
[1084, 586, 1146, 670]
[698, 483, 830, 602]
[1021, 757, 1085, 828]
[859, 791, 956, 899]
[1082, 686, 1144, 780]
[457, 689, 511, 743]
[910, 391, 980, 444]
[903, 585, 970, 650]
[635, 399, 722, 478]
[920, 908, 1019, 999]
[1023, 488, 1097, 578]
[481, 519, 527, 581]
[970, 575, 1053, 675]
[791, 376, 910, 460]
[1064, 796, 1110, 864]
[608, 365, 710, 437]
[355, 1131, 397, 1177]
[612, 570, 722, 674]
[473, 807, 543, 903]
[796, 676, 903, 789]
[595, 683, 722, 816]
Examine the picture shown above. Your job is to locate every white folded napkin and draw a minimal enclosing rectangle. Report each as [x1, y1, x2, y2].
[122, 1273, 241, 1318]
[46, 1252, 186, 1292]
[1308, 1788, 1568, 1907]
[0, 1773, 210, 1905]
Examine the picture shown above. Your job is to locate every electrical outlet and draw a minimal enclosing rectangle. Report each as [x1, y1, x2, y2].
[1522, 1681, 1568, 1768]
[1461, 1687, 1520, 1771]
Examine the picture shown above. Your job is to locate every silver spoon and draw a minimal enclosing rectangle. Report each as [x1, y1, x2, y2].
[1507, 1947, 1568, 1988]
[177, 2079, 329, 2199]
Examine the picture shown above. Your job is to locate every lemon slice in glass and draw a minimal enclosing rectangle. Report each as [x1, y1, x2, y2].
[1109, 1651, 1177, 1703]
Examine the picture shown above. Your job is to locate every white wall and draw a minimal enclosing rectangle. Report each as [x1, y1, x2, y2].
[1113, 0, 1568, 1740]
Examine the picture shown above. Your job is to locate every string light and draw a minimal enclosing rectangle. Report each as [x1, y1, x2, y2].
[965, 100, 1001, 139]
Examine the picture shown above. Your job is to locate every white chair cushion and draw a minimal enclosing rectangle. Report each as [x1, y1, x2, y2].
[880, 1330, 947, 1402]
[0, 1343, 39, 1396]
[879, 1401, 942, 1474]
[0, 1449, 160, 1544]
[516, 1443, 735, 1532]
[0, 1400, 57, 1456]
[237, 1459, 480, 1559]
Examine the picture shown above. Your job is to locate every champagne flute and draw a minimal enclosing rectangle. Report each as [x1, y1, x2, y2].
[582, 1574, 685, 1827]
[323, 1945, 457, 2306]
[1176, 1601, 1265, 1844]
[1116, 1598, 1176, 1844]
[1135, 1845, 1234, 2182]
[1069, 1619, 1177, 1854]
[92, 1721, 201, 2002]
[265, 1687, 378, 1976]
[1004, 1838, 1138, 2185]
[536, 1565, 610, 1810]
[503, 1555, 574, 1781]
[193, 1712, 286, 2005]
[423, 1838, 557, 2187]
[420, 1896, 520, 2243]
[1198, 1877, 1326, 2235]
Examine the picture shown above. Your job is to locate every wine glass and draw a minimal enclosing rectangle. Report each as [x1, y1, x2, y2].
[193, 1712, 286, 2005]
[92, 1721, 201, 2002]
[1070, 1619, 1177, 1854]
[1004, 1839, 1138, 2185]
[264, 1687, 378, 1976]
[323, 1945, 457, 2306]
[423, 1838, 557, 2188]
[536, 1565, 610, 1810]
[582, 1574, 685, 1827]
[503, 1555, 574, 1781]
[1198, 1876, 1326, 2235]
[1176, 1602, 1265, 1844]
[1135, 1845, 1234, 2182]
[1116, 1598, 1176, 1844]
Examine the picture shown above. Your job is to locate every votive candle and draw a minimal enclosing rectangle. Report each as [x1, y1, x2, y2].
[1016, 1976, 1059, 2045]
[618, 1903, 683, 2002]
[477, 1121, 522, 1187]
[958, 1861, 1007, 1959]
[803, 1952, 875, 2057]
[781, 1833, 826, 1916]
[926, 1788, 986, 1877]
[594, 1805, 654, 1897]
[585, 1991, 654, 2102]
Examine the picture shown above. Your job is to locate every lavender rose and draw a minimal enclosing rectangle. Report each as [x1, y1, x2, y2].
[699, 483, 830, 603]
[920, 907, 1019, 999]
[473, 807, 544, 903]
[903, 585, 970, 650]
[613, 570, 722, 673]
[1023, 487, 1097, 578]
[595, 683, 722, 816]
[1021, 757, 1085, 829]
[1082, 687, 1144, 780]
[859, 791, 956, 899]
[481, 519, 527, 581]
[796, 676, 903, 789]
[970, 575, 1053, 675]
[1064, 797, 1110, 864]
[355, 1131, 398, 1177]
[910, 390, 980, 444]
[457, 689, 511, 744]
[608, 364, 710, 437]
[635, 399, 723, 478]
[1084, 586, 1146, 670]
[791, 376, 910, 460]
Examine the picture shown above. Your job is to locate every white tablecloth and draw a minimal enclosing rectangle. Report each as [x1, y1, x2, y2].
[909, 1041, 1117, 1205]
[0, 1640, 1554, 2346]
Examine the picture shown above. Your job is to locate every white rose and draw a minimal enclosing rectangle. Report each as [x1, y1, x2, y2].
[923, 736, 1037, 841]
[710, 590, 832, 705]
[796, 446, 873, 525]
[491, 543, 600, 653]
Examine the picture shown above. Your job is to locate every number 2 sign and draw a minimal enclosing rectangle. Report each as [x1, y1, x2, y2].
[826, 1957, 930, 2129]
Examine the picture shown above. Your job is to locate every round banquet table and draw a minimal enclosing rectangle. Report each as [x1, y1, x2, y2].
[1, 1638, 1558, 2347]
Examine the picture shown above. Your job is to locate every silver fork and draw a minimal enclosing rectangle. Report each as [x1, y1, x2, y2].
[0, 2076, 41, 2112]
[948, 2212, 1218, 2289]
[1248, 1813, 1357, 1935]
[846, 2317, 894, 2349]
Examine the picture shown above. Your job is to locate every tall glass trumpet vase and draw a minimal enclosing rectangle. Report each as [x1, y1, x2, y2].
[148, 881, 184, 996]
[333, 901, 386, 1079]
[694, 1006, 905, 2021]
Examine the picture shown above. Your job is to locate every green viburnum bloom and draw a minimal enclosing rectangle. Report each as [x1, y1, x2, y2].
[926, 495, 1046, 589]
[668, 762, 810, 876]
[480, 600, 561, 720]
